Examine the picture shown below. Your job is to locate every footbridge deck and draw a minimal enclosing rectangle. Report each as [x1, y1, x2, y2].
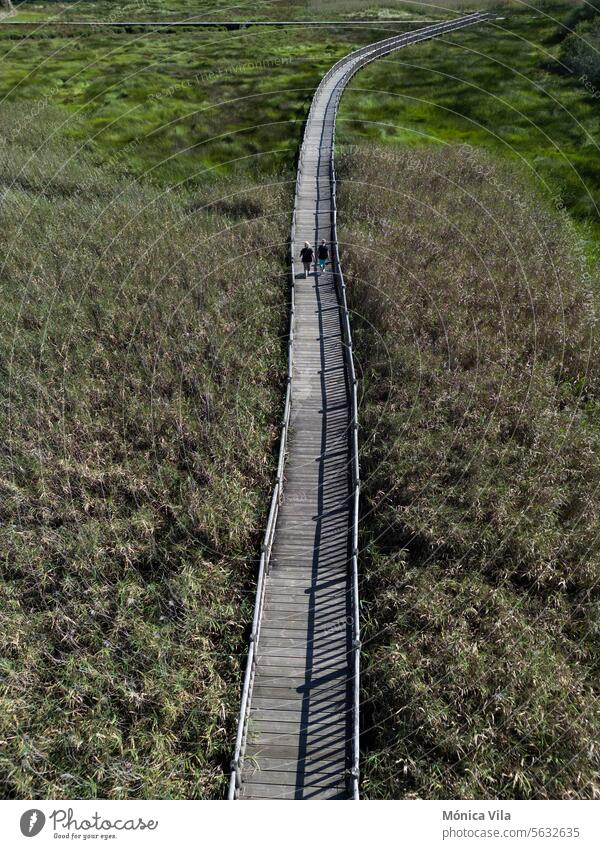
[228, 11, 495, 801]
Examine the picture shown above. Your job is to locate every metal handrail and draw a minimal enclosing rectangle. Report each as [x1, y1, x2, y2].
[227, 10, 495, 800]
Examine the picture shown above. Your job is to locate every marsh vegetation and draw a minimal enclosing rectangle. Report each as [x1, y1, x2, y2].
[338, 143, 600, 798]
[1, 0, 598, 800]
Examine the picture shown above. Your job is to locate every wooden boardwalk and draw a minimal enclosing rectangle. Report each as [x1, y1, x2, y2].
[230, 11, 494, 801]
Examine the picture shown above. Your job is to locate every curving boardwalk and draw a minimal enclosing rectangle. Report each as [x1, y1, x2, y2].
[229, 11, 495, 801]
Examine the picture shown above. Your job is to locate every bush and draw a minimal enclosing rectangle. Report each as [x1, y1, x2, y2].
[338, 143, 600, 798]
[560, 18, 600, 88]
[550, 0, 600, 44]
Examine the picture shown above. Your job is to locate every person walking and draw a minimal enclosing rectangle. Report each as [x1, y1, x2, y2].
[300, 241, 314, 278]
[317, 239, 329, 272]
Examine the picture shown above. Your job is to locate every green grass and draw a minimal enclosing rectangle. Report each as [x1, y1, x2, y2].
[0, 102, 292, 798]
[337, 3, 600, 260]
[0, 13, 371, 185]
[1, 1, 479, 193]
[4, 2, 538, 194]
[8, 0, 506, 24]
[338, 143, 600, 799]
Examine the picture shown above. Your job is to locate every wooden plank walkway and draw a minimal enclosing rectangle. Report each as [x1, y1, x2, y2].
[230, 11, 495, 801]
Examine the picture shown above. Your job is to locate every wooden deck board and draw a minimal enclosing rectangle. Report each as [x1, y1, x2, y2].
[241, 784, 347, 800]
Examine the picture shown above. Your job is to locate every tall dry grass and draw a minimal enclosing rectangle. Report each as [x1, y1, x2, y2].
[0, 104, 292, 798]
[338, 143, 600, 798]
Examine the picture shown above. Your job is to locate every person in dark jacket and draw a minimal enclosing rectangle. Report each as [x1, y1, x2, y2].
[300, 242, 314, 278]
[317, 239, 329, 272]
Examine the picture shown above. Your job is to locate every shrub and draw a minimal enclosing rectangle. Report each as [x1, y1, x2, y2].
[560, 18, 600, 88]
[550, 0, 600, 44]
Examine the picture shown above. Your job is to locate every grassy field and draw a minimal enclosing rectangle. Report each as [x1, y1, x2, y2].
[6, 0, 514, 24]
[338, 2, 600, 260]
[4, 2, 587, 202]
[3, 1, 541, 194]
[0, 20, 326, 185]
[1, 2, 406, 188]
[2, 0, 598, 801]
[338, 143, 600, 799]
[0, 0, 480, 190]
[0, 102, 291, 798]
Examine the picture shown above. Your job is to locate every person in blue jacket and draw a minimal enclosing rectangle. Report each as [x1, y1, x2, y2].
[317, 239, 329, 272]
